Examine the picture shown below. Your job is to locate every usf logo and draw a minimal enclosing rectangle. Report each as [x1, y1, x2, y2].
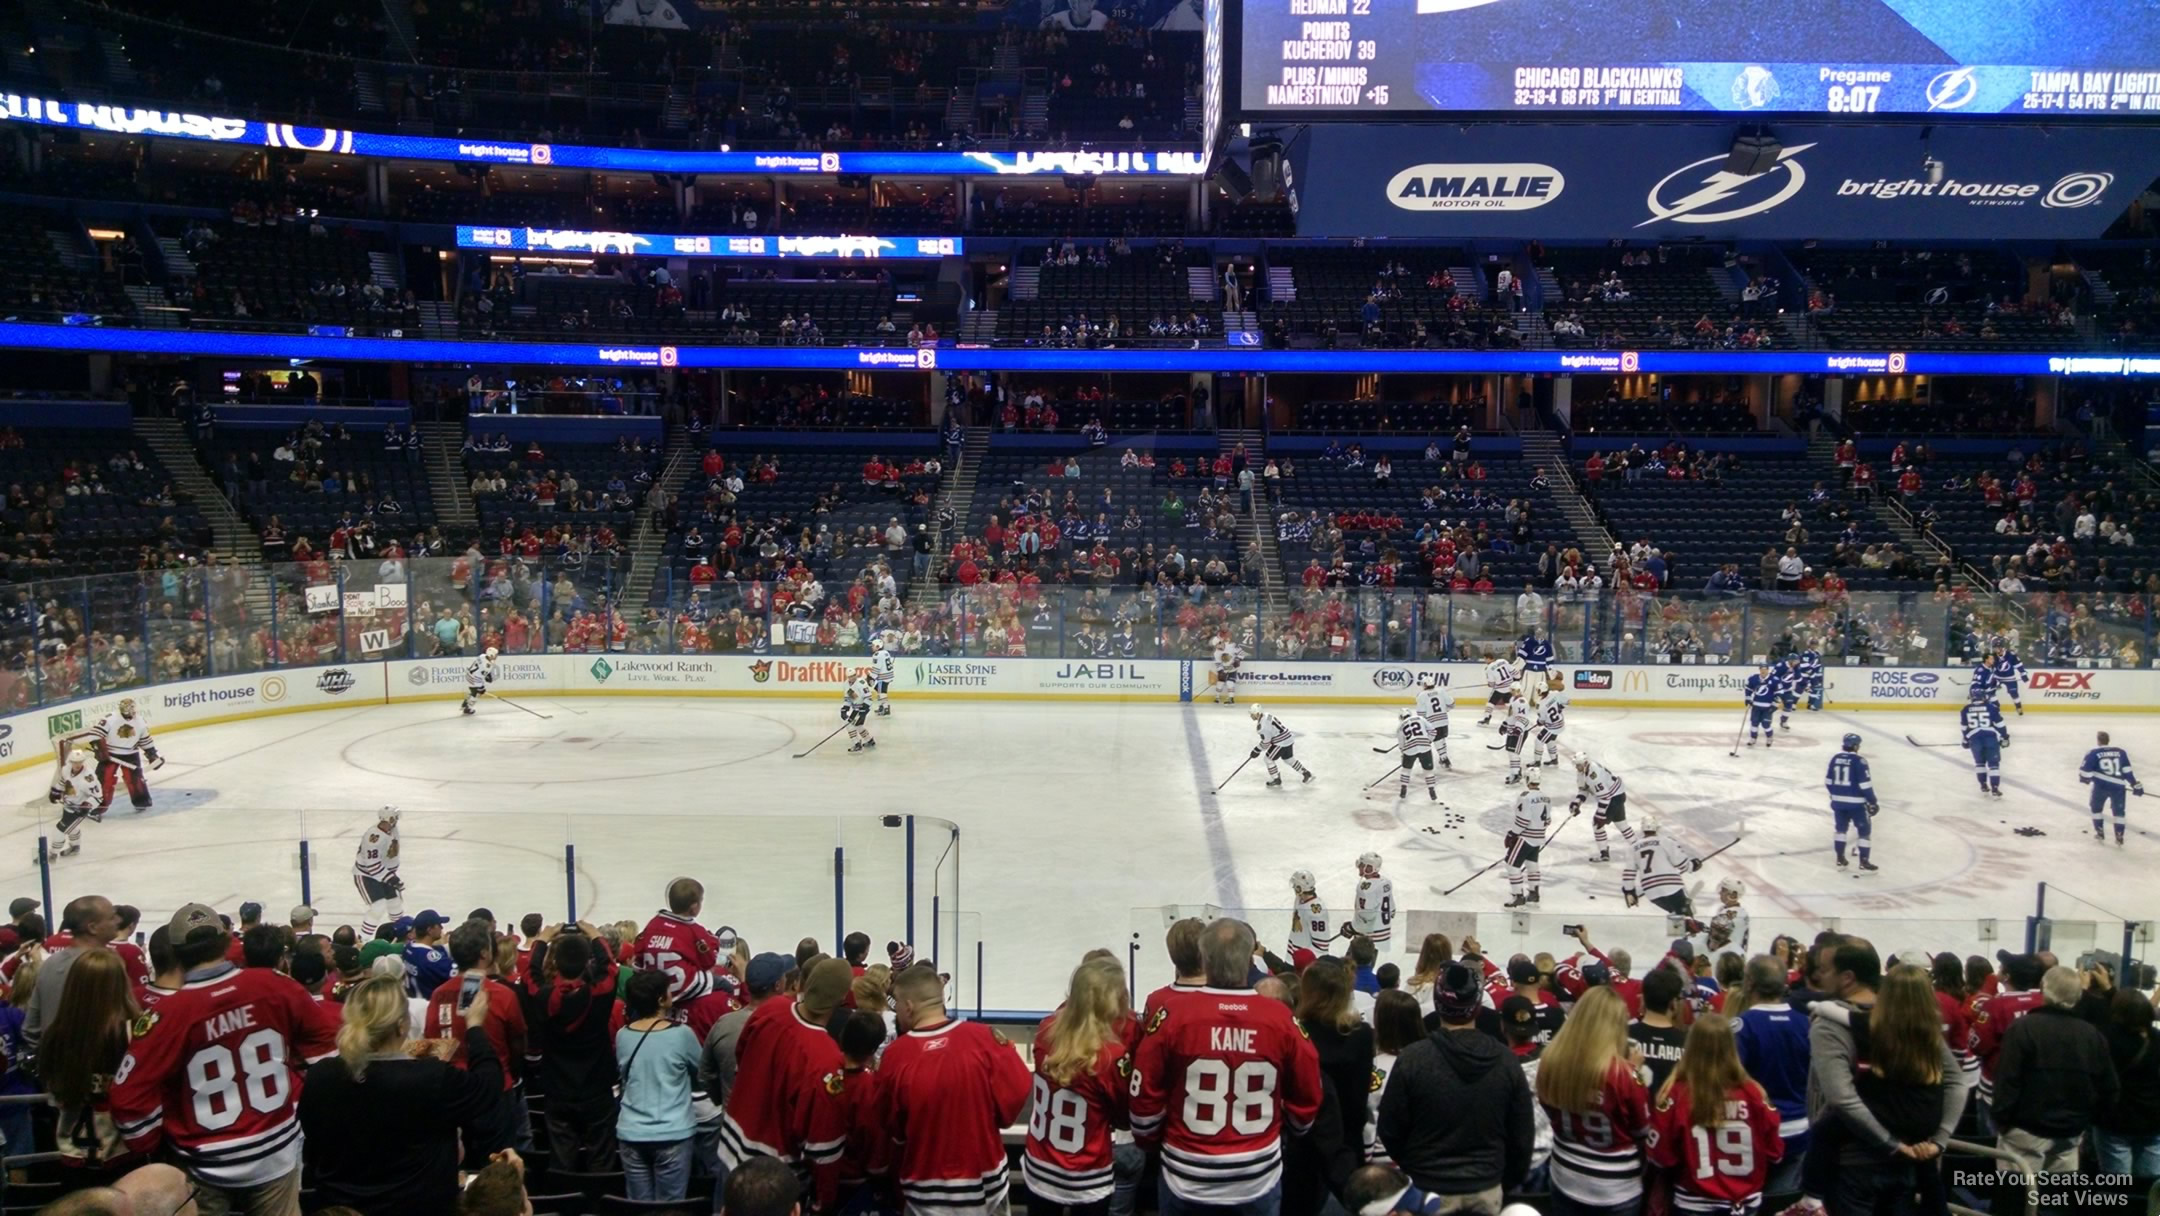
[590, 658, 614, 683]
[47, 709, 82, 737]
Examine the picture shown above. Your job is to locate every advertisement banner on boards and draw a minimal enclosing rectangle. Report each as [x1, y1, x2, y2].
[1289, 121, 2160, 240]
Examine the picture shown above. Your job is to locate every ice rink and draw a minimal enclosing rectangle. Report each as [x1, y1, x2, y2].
[5, 692, 2151, 1014]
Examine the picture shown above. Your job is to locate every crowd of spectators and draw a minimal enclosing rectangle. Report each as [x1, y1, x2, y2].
[2, 886, 2149, 1216]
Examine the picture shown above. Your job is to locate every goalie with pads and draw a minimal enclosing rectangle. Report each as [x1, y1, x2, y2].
[93, 697, 164, 813]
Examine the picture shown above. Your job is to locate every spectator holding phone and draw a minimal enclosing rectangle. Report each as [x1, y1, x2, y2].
[422, 918, 530, 1156]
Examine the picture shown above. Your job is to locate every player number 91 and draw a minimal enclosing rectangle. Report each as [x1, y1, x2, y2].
[1826, 85, 1880, 113]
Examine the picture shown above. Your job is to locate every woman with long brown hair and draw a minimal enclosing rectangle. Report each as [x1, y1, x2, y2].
[1405, 933, 1453, 1018]
[1804, 955, 1963, 1215]
[1287, 957, 1375, 1216]
[1536, 985, 1653, 1215]
[38, 949, 139, 1170]
[1646, 1013, 1783, 1213]
[1023, 956, 1131, 1216]
[1364, 989, 1424, 1165]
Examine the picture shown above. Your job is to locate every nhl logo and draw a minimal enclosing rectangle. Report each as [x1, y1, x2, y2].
[748, 660, 773, 683]
[317, 668, 357, 696]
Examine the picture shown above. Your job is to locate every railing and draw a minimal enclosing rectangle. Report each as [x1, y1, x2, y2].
[5, 558, 2152, 715]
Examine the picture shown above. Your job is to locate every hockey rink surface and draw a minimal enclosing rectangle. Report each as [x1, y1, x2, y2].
[4, 695, 2151, 1014]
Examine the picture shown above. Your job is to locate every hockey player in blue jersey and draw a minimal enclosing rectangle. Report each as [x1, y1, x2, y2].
[1825, 733, 1880, 872]
[1959, 686, 2008, 798]
[1774, 654, 1805, 730]
[1968, 655, 2001, 703]
[1798, 648, 1825, 711]
[1743, 664, 1780, 747]
[2080, 730, 2145, 846]
[1989, 641, 2028, 716]
[1516, 629, 1554, 676]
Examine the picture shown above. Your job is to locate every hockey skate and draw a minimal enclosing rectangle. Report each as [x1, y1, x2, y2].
[1527, 890, 1540, 904]
[1746, 739, 1757, 748]
[875, 706, 891, 717]
[1266, 777, 1283, 788]
[1427, 787, 1439, 801]
[1397, 787, 1409, 801]
[849, 742, 867, 753]
[1836, 856, 1849, 868]
[1504, 773, 1522, 785]
[462, 704, 476, 715]
[1301, 770, 1315, 784]
[1594, 849, 1611, 863]
[2094, 831, 2107, 844]
[1503, 894, 1529, 909]
[1857, 858, 1879, 872]
[1440, 757, 1452, 769]
[1989, 788, 2002, 798]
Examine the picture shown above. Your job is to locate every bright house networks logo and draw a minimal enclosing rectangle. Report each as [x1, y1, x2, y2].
[590, 658, 614, 683]
[1639, 143, 1816, 227]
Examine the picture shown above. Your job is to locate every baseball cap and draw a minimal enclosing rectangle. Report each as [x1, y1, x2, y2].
[412, 910, 447, 933]
[389, 916, 415, 939]
[1437, 962, 1482, 1023]
[1499, 994, 1537, 1034]
[290, 904, 317, 926]
[1578, 961, 1613, 987]
[1506, 957, 1541, 985]
[8, 898, 39, 918]
[1669, 939, 1697, 963]
[745, 951, 792, 994]
[168, 903, 223, 941]
[1996, 949, 2046, 988]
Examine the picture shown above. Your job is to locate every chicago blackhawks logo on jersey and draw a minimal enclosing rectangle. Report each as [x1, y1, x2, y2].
[1368, 1067, 1384, 1093]
[823, 1070, 846, 1095]
[130, 1010, 159, 1039]
[1145, 1006, 1169, 1036]
[117, 725, 135, 739]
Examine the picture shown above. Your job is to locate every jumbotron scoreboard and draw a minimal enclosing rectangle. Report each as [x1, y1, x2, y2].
[1237, 0, 2160, 115]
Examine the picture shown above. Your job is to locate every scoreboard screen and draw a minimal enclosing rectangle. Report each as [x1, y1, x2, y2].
[1238, 0, 2160, 116]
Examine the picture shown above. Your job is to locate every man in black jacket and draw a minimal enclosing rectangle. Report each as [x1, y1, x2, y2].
[1994, 964, 2118, 1182]
[1376, 963, 1533, 1214]
[519, 922, 621, 1171]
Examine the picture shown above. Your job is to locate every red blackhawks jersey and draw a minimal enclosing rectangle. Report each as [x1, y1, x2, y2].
[633, 911, 724, 1003]
[1023, 1014, 1134, 1204]
[716, 997, 850, 1209]
[1969, 988, 2047, 1103]
[109, 962, 338, 1188]
[1129, 986, 1323, 1204]
[1543, 1061, 1654, 1207]
[877, 1018, 1031, 1216]
[1644, 1081, 1784, 1214]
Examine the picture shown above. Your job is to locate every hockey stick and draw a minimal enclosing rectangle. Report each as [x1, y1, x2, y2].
[1365, 762, 1403, 790]
[1370, 741, 1400, 754]
[1727, 708, 1749, 757]
[1903, 734, 1962, 749]
[1698, 836, 1745, 863]
[1208, 753, 1258, 795]
[495, 694, 552, 720]
[1433, 803, 1578, 897]
[793, 723, 848, 759]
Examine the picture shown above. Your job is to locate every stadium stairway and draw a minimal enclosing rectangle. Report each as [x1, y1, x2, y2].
[134, 415, 273, 617]
[416, 421, 479, 533]
[911, 427, 988, 609]
[625, 426, 700, 603]
[1221, 427, 1287, 616]
[1522, 428, 1615, 557]
[1805, 430, 1982, 590]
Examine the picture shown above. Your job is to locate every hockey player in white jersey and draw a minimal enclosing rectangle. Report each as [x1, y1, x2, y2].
[1211, 633, 1245, 704]
[1503, 768, 1566, 908]
[1287, 869, 1328, 967]
[1529, 671, 1568, 766]
[1570, 753, 1634, 862]
[1393, 710, 1439, 802]
[1685, 878, 1752, 963]
[1622, 819, 1701, 916]
[1343, 853, 1395, 945]
[868, 637, 897, 715]
[1413, 673, 1452, 769]
[93, 697, 162, 813]
[842, 670, 878, 752]
[1250, 704, 1314, 787]
[1479, 656, 1519, 726]
[461, 646, 500, 715]
[44, 748, 103, 860]
[1500, 692, 1535, 784]
[354, 806, 405, 938]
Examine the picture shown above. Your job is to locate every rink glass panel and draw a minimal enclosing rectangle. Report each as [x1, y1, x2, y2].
[5, 572, 2153, 708]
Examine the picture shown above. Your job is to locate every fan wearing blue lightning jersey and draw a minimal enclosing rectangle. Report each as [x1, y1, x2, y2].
[1515, 629, 1554, 676]
[1742, 664, 1779, 747]
[1798, 648, 1825, 711]
[2080, 730, 2145, 847]
[1989, 642, 2028, 716]
[1825, 733, 1880, 872]
[1774, 654, 1805, 730]
[1959, 687, 2008, 798]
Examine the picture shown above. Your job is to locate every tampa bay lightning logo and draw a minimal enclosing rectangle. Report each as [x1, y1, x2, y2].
[1730, 65, 1780, 110]
[1926, 67, 1978, 111]
[1638, 143, 1816, 227]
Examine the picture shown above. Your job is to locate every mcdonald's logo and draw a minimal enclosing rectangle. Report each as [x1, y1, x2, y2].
[1621, 670, 1650, 693]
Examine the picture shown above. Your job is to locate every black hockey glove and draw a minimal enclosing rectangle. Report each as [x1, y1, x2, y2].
[1249, 746, 1262, 758]
[146, 749, 165, 770]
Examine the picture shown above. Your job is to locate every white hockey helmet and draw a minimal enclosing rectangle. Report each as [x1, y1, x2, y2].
[1290, 868, 1315, 894]
[871, 637, 886, 652]
[379, 804, 403, 824]
[485, 646, 500, 660]
[67, 747, 91, 769]
[1249, 703, 1264, 720]
[117, 697, 138, 718]
[1638, 816, 1661, 836]
[1524, 767, 1541, 787]
[1718, 877, 1745, 903]
[1356, 852, 1382, 876]
[1418, 672, 1437, 689]
[1398, 707, 1413, 720]
[1573, 752, 1593, 772]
